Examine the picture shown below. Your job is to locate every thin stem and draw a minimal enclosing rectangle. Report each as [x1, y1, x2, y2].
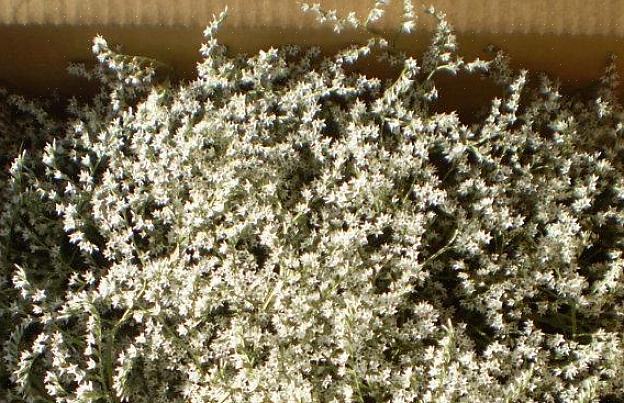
[426, 63, 453, 82]
[571, 302, 578, 339]
[422, 225, 458, 267]
[401, 174, 416, 204]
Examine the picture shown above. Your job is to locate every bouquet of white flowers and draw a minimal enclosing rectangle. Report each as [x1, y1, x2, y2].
[1, 2, 623, 402]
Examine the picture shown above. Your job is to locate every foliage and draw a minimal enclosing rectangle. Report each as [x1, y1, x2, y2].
[1, 1, 624, 402]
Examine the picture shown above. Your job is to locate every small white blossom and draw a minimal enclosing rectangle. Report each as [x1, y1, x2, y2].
[1, 3, 624, 402]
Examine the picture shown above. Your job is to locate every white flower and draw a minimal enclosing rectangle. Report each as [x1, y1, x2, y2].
[91, 35, 108, 54]
[401, 20, 415, 33]
[366, 8, 385, 24]
[2, 2, 624, 401]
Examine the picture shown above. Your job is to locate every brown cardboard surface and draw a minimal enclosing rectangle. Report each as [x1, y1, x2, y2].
[1, 0, 623, 121]
[2, 0, 624, 35]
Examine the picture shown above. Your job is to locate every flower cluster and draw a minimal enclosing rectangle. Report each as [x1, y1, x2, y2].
[1, 1, 624, 402]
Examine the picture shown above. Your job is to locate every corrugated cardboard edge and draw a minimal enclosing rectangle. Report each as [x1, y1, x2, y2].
[1, 0, 624, 36]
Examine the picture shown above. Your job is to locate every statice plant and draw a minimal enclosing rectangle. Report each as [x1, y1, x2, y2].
[1, 2, 624, 402]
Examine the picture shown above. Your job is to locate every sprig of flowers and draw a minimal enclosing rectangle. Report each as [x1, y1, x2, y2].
[1, 1, 624, 402]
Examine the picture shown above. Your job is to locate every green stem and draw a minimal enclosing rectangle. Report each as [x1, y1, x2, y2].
[426, 64, 453, 82]
[571, 302, 577, 339]
[104, 332, 117, 403]
[401, 174, 416, 204]
[422, 225, 458, 267]
[91, 308, 114, 403]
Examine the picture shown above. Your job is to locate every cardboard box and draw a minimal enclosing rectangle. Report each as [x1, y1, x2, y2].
[1, 0, 623, 122]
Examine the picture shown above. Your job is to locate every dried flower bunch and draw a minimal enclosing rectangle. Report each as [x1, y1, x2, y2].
[1, 1, 624, 402]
